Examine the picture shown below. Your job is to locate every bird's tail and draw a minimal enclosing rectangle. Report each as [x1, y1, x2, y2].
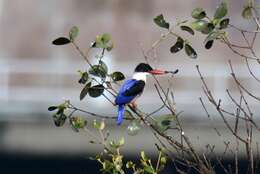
[117, 105, 125, 125]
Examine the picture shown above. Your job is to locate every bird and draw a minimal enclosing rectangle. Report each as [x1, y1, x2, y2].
[115, 63, 178, 125]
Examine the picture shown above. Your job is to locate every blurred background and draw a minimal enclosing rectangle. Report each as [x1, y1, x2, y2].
[0, 0, 260, 173]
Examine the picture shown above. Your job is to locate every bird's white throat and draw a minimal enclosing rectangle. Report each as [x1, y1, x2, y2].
[132, 72, 148, 82]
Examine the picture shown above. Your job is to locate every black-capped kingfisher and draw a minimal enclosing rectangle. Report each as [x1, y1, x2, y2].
[115, 63, 178, 125]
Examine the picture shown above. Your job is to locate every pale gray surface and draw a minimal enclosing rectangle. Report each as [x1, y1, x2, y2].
[0, 0, 259, 155]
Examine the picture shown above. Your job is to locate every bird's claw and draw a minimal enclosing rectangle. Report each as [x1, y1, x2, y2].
[129, 102, 137, 109]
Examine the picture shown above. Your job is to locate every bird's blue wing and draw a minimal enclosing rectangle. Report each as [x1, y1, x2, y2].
[115, 79, 144, 105]
[123, 80, 145, 96]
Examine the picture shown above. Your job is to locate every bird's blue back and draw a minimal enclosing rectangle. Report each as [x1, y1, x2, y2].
[115, 79, 138, 105]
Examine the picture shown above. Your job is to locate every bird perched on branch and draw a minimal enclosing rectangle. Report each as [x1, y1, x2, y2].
[115, 63, 178, 125]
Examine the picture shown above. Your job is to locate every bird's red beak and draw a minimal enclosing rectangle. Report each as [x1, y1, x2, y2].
[149, 69, 166, 75]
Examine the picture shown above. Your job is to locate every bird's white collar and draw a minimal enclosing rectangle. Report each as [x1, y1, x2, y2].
[132, 72, 148, 82]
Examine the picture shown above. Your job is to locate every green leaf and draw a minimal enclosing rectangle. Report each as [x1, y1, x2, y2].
[191, 8, 206, 19]
[101, 33, 111, 43]
[185, 44, 197, 59]
[48, 106, 58, 111]
[127, 121, 141, 136]
[95, 35, 107, 48]
[141, 151, 148, 161]
[242, 6, 252, 19]
[99, 61, 108, 74]
[201, 23, 215, 34]
[214, 0, 228, 19]
[93, 119, 105, 130]
[126, 161, 135, 169]
[191, 20, 208, 31]
[161, 119, 171, 127]
[89, 84, 105, 98]
[144, 166, 155, 174]
[205, 40, 214, 49]
[80, 82, 91, 100]
[212, 18, 221, 26]
[204, 30, 225, 43]
[118, 137, 125, 146]
[219, 18, 229, 29]
[56, 108, 65, 115]
[153, 14, 170, 29]
[52, 37, 71, 45]
[109, 141, 119, 149]
[160, 156, 167, 165]
[111, 71, 125, 81]
[170, 37, 184, 53]
[53, 113, 67, 127]
[94, 33, 112, 49]
[180, 25, 194, 35]
[69, 26, 79, 41]
[89, 65, 107, 78]
[109, 138, 124, 149]
[154, 114, 176, 133]
[70, 116, 87, 131]
[78, 72, 89, 84]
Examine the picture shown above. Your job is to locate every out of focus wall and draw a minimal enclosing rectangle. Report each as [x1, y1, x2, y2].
[0, 0, 260, 155]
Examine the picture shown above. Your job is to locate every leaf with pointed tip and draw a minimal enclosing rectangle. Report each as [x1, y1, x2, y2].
[80, 82, 91, 100]
[170, 37, 184, 53]
[94, 33, 112, 49]
[185, 44, 197, 59]
[154, 114, 176, 133]
[191, 8, 206, 19]
[69, 26, 79, 41]
[126, 161, 135, 169]
[204, 30, 225, 44]
[219, 18, 229, 29]
[212, 18, 221, 26]
[214, 0, 228, 19]
[95, 35, 106, 48]
[78, 72, 89, 84]
[191, 20, 208, 32]
[99, 61, 108, 74]
[143, 166, 155, 174]
[70, 116, 87, 131]
[53, 113, 67, 127]
[93, 119, 105, 130]
[205, 40, 214, 49]
[89, 84, 104, 98]
[89, 65, 107, 78]
[242, 6, 252, 19]
[101, 33, 111, 43]
[201, 23, 215, 34]
[180, 26, 194, 35]
[153, 14, 170, 29]
[48, 106, 58, 111]
[111, 71, 125, 81]
[52, 37, 71, 45]
[141, 151, 148, 161]
[118, 137, 125, 146]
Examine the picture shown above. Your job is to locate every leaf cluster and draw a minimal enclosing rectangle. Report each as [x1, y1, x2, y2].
[190, 0, 229, 49]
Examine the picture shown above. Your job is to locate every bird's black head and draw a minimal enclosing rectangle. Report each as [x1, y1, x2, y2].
[134, 63, 153, 72]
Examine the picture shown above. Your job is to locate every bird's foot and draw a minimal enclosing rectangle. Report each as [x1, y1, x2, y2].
[129, 102, 137, 109]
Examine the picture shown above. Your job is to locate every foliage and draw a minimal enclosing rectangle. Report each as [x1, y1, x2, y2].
[49, 0, 260, 173]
